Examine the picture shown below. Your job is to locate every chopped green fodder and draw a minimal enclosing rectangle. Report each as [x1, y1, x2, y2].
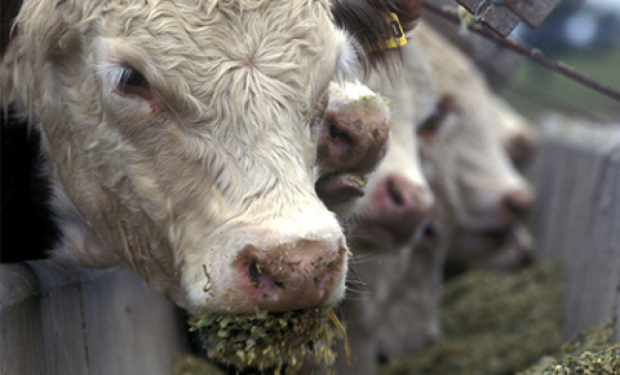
[518, 317, 618, 375]
[380, 263, 565, 375]
[188, 307, 348, 375]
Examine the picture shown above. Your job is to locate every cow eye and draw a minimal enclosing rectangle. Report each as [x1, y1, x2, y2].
[116, 67, 151, 99]
[120, 68, 147, 87]
[417, 94, 456, 136]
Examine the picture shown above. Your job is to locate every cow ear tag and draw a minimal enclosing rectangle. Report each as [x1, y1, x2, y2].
[363, 13, 408, 52]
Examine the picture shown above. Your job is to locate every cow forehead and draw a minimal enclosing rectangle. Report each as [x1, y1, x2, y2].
[95, 1, 342, 101]
[89, 1, 346, 129]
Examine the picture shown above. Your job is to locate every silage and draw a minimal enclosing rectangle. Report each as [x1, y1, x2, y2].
[187, 307, 348, 375]
[380, 263, 565, 375]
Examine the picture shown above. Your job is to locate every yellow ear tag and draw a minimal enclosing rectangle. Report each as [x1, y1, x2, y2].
[363, 13, 407, 52]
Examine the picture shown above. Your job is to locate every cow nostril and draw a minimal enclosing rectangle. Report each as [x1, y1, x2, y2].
[387, 179, 404, 206]
[502, 191, 532, 219]
[329, 121, 352, 144]
[520, 252, 534, 268]
[247, 259, 263, 284]
[377, 352, 390, 364]
[328, 121, 339, 139]
[423, 222, 438, 238]
[504, 199, 522, 216]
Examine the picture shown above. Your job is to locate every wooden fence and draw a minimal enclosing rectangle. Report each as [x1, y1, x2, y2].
[2, 117, 619, 374]
[531, 115, 620, 341]
[0, 260, 191, 375]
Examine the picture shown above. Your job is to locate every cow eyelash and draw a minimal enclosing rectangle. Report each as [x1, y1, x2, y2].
[120, 68, 147, 87]
[115, 66, 152, 100]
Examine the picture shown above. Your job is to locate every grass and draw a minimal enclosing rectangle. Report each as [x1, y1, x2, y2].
[498, 45, 620, 123]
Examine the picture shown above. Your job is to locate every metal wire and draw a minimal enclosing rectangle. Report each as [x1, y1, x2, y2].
[423, 1, 620, 103]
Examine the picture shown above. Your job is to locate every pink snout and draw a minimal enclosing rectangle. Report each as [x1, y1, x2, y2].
[316, 94, 390, 210]
[357, 174, 431, 244]
[317, 109, 390, 174]
[507, 132, 538, 168]
[233, 242, 345, 312]
[499, 189, 532, 224]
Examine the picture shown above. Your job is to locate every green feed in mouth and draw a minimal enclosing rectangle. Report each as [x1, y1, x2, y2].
[188, 307, 350, 374]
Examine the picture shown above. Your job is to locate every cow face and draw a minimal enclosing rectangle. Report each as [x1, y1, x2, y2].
[1, 0, 422, 315]
[414, 22, 534, 276]
[346, 35, 436, 250]
[331, 36, 441, 375]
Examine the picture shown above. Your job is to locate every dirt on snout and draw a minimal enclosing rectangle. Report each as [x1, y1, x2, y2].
[187, 307, 348, 375]
[380, 263, 565, 375]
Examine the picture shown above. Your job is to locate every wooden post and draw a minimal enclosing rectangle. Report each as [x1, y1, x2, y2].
[0, 260, 191, 375]
[531, 116, 620, 340]
[504, 0, 562, 29]
[455, 0, 563, 36]
[456, 0, 521, 37]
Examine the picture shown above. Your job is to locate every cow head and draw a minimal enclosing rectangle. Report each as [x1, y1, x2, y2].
[1, 0, 423, 315]
[414, 22, 534, 276]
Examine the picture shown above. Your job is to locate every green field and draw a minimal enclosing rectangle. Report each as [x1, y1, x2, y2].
[499, 45, 620, 123]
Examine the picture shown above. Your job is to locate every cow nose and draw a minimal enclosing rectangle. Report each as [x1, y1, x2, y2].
[373, 175, 431, 243]
[500, 190, 532, 222]
[234, 242, 345, 312]
[316, 98, 390, 175]
[417, 216, 444, 248]
[507, 132, 538, 168]
[519, 249, 534, 268]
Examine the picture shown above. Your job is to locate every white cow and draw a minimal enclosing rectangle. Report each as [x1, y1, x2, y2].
[414, 21, 535, 278]
[0, 0, 423, 319]
[330, 31, 441, 375]
[335, 20, 537, 373]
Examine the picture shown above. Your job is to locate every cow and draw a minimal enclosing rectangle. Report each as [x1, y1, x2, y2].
[334, 21, 536, 372]
[315, 79, 391, 219]
[326, 32, 440, 375]
[0, 0, 424, 320]
[414, 21, 535, 279]
[488, 96, 539, 170]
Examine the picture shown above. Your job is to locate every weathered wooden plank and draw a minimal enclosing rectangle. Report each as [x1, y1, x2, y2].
[77, 268, 189, 375]
[616, 273, 620, 342]
[28, 261, 93, 374]
[0, 260, 190, 375]
[0, 263, 49, 375]
[456, 0, 521, 37]
[504, 0, 562, 29]
[533, 116, 620, 340]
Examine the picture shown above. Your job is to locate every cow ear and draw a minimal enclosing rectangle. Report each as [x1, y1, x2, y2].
[331, 0, 423, 68]
[1, 0, 23, 56]
[385, 0, 424, 33]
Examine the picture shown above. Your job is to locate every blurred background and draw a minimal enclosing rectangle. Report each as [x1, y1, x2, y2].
[500, 0, 620, 122]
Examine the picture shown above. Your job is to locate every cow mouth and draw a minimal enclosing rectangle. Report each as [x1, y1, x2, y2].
[348, 217, 417, 247]
[188, 307, 348, 373]
[466, 227, 514, 248]
[349, 220, 396, 245]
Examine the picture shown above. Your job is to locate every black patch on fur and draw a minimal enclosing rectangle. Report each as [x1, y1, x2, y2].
[331, 0, 423, 69]
[1, 0, 23, 56]
[1, 106, 59, 262]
